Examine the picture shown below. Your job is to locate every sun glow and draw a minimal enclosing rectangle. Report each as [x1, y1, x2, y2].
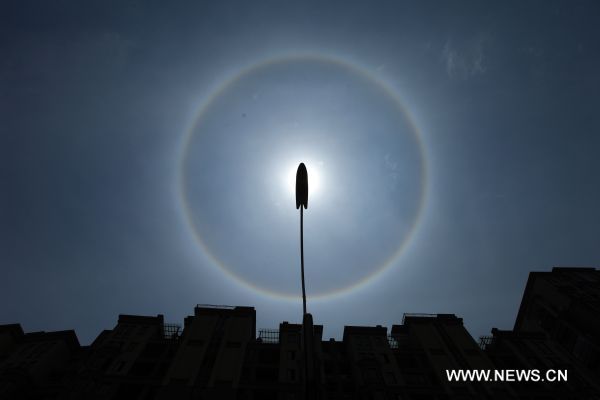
[284, 161, 323, 200]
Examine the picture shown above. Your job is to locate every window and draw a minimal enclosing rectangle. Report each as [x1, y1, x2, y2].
[108, 340, 124, 349]
[129, 361, 154, 377]
[287, 333, 300, 346]
[259, 348, 280, 363]
[126, 342, 138, 352]
[357, 336, 373, 351]
[395, 353, 418, 369]
[114, 383, 143, 398]
[429, 348, 445, 355]
[452, 386, 470, 395]
[464, 348, 480, 356]
[287, 368, 296, 381]
[115, 324, 135, 338]
[339, 363, 350, 375]
[253, 390, 278, 400]
[373, 392, 386, 400]
[362, 367, 382, 384]
[404, 373, 427, 386]
[141, 342, 165, 358]
[115, 360, 127, 372]
[324, 361, 334, 374]
[385, 371, 397, 384]
[256, 367, 279, 382]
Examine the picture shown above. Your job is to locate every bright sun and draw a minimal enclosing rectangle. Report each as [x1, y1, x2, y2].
[284, 161, 322, 200]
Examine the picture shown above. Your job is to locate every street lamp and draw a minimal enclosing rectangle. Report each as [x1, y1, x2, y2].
[296, 162, 308, 315]
[295, 162, 316, 399]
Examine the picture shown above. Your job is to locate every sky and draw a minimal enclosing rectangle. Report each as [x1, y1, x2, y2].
[2, 1, 600, 345]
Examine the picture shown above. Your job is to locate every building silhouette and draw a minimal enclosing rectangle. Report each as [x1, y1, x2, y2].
[480, 267, 600, 399]
[1, 267, 599, 399]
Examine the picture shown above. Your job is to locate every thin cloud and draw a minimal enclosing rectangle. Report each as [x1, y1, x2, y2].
[442, 35, 488, 79]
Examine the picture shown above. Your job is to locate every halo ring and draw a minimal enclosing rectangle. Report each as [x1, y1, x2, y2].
[178, 53, 428, 300]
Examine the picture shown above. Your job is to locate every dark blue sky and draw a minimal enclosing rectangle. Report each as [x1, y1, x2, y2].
[2, 1, 600, 344]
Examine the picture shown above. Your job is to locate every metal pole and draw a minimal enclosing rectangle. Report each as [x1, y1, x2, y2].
[295, 162, 312, 399]
[300, 206, 307, 315]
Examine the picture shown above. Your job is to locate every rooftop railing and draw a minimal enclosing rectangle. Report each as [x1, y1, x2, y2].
[387, 335, 399, 349]
[479, 336, 494, 350]
[196, 304, 237, 309]
[401, 313, 439, 324]
[258, 329, 279, 344]
[163, 323, 181, 340]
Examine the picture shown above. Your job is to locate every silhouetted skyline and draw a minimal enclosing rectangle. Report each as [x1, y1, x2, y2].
[1, 268, 598, 398]
[2, 1, 600, 346]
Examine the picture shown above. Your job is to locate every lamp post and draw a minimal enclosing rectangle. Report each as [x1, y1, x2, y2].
[295, 162, 308, 315]
[295, 163, 316, 399]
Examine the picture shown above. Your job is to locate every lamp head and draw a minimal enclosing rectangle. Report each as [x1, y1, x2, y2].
[295, 163, 308, 209]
